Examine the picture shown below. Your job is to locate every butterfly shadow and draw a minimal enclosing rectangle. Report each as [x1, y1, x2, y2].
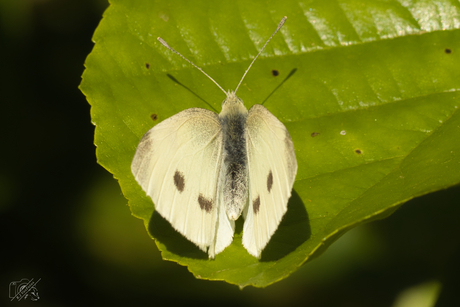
[260, 68, 297, 106]
[259, 189, 311, 262]
[148, 189, 310, 261]
[148, 210, 209, 260]
[166, 74, 218, 112]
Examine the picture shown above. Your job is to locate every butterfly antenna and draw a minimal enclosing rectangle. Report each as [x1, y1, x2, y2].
[234, 16, 287, 94]
[157, 37, 227, 95]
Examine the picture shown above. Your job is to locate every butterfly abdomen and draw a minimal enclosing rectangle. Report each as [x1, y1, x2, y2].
[219, 95, 249, 220]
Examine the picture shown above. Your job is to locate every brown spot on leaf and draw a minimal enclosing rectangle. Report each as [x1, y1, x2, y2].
[253, 196, 260, 214]
[311, 132, 320, 137]
[145, 63, 150, 69]
[355, 149, 362, 154]
[445, 48, 452, 54]
[151, 113, 158, 121]
[173, 171, 185, 192]
[271, 69, 279, 76]
[198, 194, 213, 213]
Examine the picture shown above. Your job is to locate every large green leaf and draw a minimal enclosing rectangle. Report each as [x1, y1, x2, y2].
[80, 0, 460, 287]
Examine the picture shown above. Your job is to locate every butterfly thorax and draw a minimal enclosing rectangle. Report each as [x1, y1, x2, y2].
[219, 92, 249, 220]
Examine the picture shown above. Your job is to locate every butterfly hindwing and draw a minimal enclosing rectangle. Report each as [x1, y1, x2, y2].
[131, 108, 225, 254]
[243, 104, 297, 258]
[209, 184, 235, 257]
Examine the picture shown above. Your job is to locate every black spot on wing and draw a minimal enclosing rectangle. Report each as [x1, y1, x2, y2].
[253, 196, 260, 214]
[198, 194, 213, 213]
[267, 170, 273, 193]
[174, 171, 185, 192]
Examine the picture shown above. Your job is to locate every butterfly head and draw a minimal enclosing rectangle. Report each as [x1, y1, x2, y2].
[222, 91, 243, 105]
[219, 91, 247, 117]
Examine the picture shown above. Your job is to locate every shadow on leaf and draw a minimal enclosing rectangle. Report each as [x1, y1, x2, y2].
[148, 210, 208, 260]
[260, 190, 310, 262]
[148, 189, 309, 261]
[261, 68, 297, 105]
[166, 74, 218, 112]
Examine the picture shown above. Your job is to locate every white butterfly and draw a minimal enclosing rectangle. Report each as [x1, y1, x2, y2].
[131, 16, 297, 258]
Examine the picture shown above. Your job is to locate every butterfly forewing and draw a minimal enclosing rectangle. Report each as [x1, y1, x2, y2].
[243, 105, 297, 258]
[131, 108, 224, 252]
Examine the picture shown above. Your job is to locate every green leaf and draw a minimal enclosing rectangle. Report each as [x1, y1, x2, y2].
[80, 0, 460, 287]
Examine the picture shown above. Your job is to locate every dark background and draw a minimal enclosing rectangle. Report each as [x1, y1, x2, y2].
[1, 1, 459, 306]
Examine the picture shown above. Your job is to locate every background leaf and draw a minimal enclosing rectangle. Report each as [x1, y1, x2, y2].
[80, 0, 460, 287]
